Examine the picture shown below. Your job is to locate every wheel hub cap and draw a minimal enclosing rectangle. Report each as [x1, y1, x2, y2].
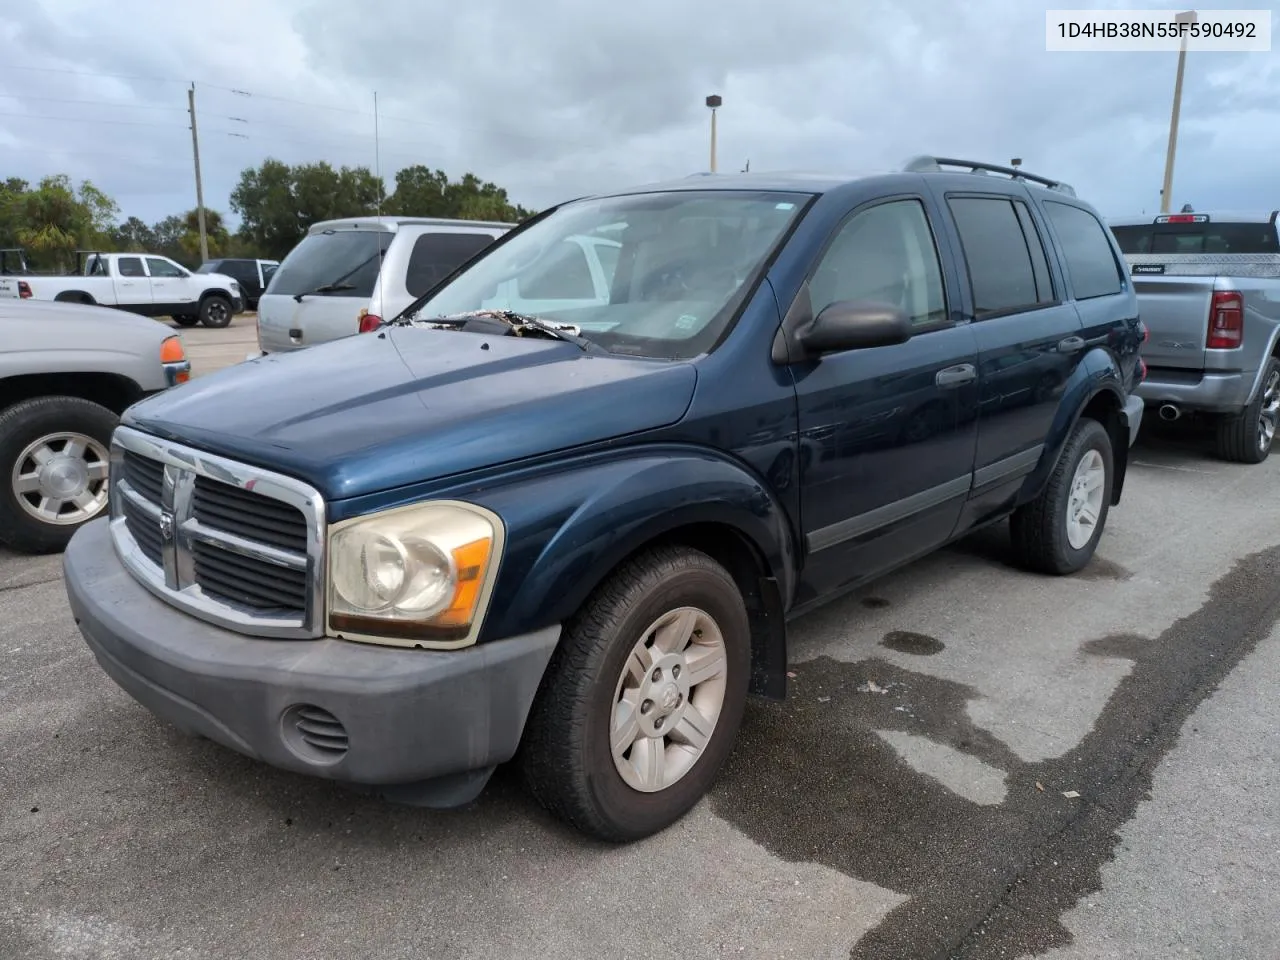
[12, 432, 110, 526]
[1065, 449, 1105, 551]
[610, 606, 728, 793]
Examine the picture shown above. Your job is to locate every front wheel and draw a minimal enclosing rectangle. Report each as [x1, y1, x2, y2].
[0, 396, 118, 554]
[1214, 356, 1279, 464]
[199, 295, 232, 328]
[520, 545, 751, 842]
[1009, 417, 1114, 575]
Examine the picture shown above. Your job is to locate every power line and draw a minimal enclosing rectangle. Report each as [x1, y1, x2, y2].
[0, 65, 186, 86]
[0, 93, 188, 112]
[0, 110, 187, 130]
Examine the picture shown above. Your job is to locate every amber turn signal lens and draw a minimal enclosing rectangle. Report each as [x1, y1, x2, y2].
[160, 336, 186, 363]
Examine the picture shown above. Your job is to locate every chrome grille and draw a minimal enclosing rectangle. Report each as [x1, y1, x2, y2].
[108, 425, 326, 638]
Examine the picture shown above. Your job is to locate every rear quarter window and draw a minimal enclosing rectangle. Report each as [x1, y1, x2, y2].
[405, 232, 496, 298]
[1043, 201, 1124, 300]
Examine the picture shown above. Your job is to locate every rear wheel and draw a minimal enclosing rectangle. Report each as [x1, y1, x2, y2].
[520, 545, 751, 842]
[1214, 356, 1279, 464]
[0, 396, 118, 554]
[199, 295, 232, 328]
[1010, 417, 1114, 575]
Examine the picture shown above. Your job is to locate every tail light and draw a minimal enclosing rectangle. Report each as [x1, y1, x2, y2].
[358, 312, 382, 334]
[1138, 320, 1149, 344]
[1206, 291, 1244, 349]
[1138, 358, 1148, 382]
[18, 281, 31, 298]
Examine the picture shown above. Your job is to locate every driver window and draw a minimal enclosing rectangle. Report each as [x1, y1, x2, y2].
[146, 257, 185, 278]
[808, 199, 947, 328]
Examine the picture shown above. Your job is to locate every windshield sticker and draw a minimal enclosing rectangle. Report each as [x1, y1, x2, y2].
[676, 314, 698, 330]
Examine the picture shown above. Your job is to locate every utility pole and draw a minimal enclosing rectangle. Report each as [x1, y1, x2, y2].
[1160, 10, 1198, 214]
[187, 82, 209, 263]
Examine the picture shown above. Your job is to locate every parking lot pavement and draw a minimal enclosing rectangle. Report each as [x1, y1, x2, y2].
[169, 312, 260, 376]
[2, 332, 1278, 958]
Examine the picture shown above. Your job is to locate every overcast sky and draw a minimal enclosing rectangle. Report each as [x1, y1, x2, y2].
[1, 0, 1277, 231]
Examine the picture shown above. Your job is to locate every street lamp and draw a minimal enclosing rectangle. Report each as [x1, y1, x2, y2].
[1010, 158, 1023, 170]
[706, 95, 722, 173]
[1160, 9, 1197, 213]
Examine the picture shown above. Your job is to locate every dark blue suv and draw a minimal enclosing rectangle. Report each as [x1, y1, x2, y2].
[63, 157, 1146, 841]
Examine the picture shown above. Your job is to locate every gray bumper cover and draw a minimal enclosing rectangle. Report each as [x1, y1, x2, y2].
[64, 520, 560, 805]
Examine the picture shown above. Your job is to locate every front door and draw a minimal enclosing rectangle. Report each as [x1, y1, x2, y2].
[146, 256, 199, 312]
[792, 196, 979, 604]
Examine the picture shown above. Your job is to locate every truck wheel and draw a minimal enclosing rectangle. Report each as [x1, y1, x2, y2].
[1214, 357, 1279, 464]
[199, 295, 233, 328]
[172, 315, 200, 327]
[0, 396, 118, 554]
[521, 545, 751, 842]
[1009, 417, 1113, 575]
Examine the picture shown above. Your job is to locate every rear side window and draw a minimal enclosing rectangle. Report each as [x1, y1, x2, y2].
[266, 230, 393, 298]
[1110, 221, 1280, 255]
[1043, 201, 1124, 300]
[405, 232, 495, 298]
[117, 257, 145, 278]
[948, 197, 1054, 316]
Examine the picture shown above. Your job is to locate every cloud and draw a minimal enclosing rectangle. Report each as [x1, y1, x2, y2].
[0, 0, 1277, 231]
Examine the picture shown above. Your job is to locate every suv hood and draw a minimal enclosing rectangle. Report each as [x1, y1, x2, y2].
[124, 328, 697, 501]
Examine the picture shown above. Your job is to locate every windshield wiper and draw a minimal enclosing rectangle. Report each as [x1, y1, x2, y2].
[392, 309, 600, 353]
[293, 282, 356, 302]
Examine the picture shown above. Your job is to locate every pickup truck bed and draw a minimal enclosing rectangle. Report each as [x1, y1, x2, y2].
[1110, 213, 1280, 463]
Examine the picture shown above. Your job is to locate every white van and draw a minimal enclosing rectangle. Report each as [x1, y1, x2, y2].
[255, 216, 512, 353]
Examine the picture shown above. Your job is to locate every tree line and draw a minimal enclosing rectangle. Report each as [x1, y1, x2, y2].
[0, 161, 535, 272]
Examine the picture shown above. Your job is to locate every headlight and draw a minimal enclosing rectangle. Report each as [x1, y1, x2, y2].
[327, 501, 504, 649]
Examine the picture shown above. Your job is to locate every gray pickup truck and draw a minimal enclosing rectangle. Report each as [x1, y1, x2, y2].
[1, 299, 191, 553]
[1108, 210, 1280, 463]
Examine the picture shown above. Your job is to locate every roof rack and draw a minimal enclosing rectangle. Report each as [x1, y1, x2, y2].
[903, 156, 1077, 197]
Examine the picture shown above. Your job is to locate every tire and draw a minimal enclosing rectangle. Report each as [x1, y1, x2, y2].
[172, 315, 200, 327]
[199, 295, 233, 328]
[1214, 356, 1279, 464]
[0, 396, 118, 554]
[520, 545, 751, 842]
[1009, 417, 1114, 575]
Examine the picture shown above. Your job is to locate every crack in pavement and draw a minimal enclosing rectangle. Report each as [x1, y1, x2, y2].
[710, 543, 1280, 960]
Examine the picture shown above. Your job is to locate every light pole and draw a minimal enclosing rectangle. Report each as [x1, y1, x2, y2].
[1010, 158, 1022, 169]
[706, 95, 721, 173]
[1160, 9, 1197, 214]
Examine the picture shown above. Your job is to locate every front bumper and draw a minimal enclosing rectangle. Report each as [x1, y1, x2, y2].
[1121, 392, 1144, 447]
[1135, 368, 1250, 414]
[64, 520, 560, 804]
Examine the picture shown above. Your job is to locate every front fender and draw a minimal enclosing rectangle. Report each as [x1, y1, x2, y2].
[455, 445, 798, 644]
[1020, 346, 1127, 504]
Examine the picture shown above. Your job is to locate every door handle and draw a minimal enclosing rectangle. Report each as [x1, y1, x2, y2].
[1057, 336, 1086, 352]
[935, 363, 977, 388]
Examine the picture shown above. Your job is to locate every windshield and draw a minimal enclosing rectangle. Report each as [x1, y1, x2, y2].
[1111, 221, 1280, 255]
[405, 190, 810, 359]
[265, 229, 392, 298]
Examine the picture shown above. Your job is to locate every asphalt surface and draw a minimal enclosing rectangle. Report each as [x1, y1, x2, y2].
[2, 320, 1277, 959]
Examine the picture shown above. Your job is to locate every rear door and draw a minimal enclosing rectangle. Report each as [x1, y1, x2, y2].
[257, 227, 393, 351]
[930, 190, 1085, 510]
[113, 256, 153, 307]
[793, 194, 980, 599]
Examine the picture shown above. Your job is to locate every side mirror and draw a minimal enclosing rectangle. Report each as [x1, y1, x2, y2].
[796, 300, 913, 355]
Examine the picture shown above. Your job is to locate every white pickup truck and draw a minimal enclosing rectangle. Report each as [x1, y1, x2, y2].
[14, 252, 243, 328]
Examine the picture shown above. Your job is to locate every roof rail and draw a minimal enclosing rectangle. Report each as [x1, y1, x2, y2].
[903, 155, 1077, 197]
